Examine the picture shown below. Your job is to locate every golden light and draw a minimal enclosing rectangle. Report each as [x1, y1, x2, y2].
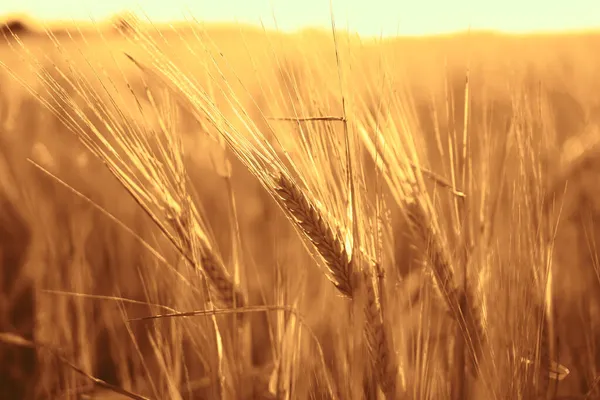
[0, 0, 599, 37]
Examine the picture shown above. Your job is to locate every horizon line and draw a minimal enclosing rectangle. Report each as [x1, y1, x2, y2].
[2, 12, 600, 39]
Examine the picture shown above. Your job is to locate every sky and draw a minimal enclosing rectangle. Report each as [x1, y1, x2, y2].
[0, 0, 598, 37]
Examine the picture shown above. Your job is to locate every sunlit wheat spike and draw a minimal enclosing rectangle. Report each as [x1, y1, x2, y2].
[201, 250, 246, 309]
[275, 172, 398, 395]
[405, 200, 486, 377]
[361, 268, 398, 398]
[275, 173, 354, 298]
[169, 208, 246, 310]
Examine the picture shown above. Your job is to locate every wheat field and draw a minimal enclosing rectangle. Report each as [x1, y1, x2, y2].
[0, 15, 599, 400]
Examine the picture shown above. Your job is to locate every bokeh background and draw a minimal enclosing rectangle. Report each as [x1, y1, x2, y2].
[1, 9, 600, 400]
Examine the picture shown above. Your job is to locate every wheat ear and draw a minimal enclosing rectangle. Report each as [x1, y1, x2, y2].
[275, 173, 399, 397]
[406, 200, 485, 378]
[200, 250, 246, 309]
[362, 266, 398, 397]
[275, 174, 354, 298]
[168, 205, 246, 310]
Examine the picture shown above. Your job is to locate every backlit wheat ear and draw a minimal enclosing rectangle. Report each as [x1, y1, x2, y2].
[200, 250, 246, 309]
[275, 173, 400, 397]
[406, 200, 486, 378]
[361, 266, 398, 397]
[167, 202, 246, 310]
[275, 173, 355, 298]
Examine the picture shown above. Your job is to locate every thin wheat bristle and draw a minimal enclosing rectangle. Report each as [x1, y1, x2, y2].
[275, 173, 354, 298]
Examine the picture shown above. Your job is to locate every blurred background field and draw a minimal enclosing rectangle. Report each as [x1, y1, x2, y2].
[1, 19, 600, 399]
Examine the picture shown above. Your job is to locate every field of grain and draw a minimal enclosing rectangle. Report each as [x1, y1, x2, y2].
[1, 17, 600, 400]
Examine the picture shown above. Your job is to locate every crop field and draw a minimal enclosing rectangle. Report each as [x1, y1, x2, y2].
[0, 16, 600, 400]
